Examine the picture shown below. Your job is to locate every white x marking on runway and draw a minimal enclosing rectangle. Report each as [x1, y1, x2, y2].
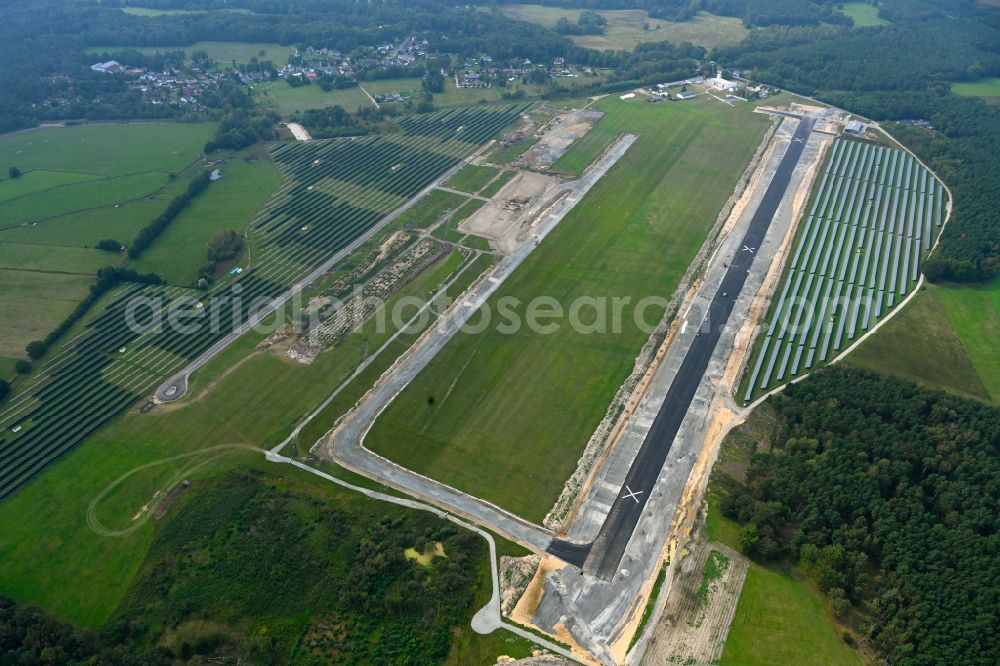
[622, 485, 643, 503]
[793, 137, 804, 143]
[742, 245, 756, 254]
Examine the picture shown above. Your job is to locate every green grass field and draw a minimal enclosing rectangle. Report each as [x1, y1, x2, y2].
[0, 123, 211, 176]
[120, 6, 253, 16]
[501, 5, 748, 50]
[0, 246, 484, 626]
[258, 80, 374, 116]
[86, 41, 295, 66]
[707, 412, 864, 666]
[0, 122, 214, 357]
[0, 357, 17, 383]
[442, 164, 501, 194]
[393, 188, 472, 229]
[0, 269, 94, 358]
[848, 279, 1000, 403]
[0, 170, 100, 203]
[951, 77, 1000, 98]
[362, 77, 423, 97]
[130, 146, 282, 284]
[839, 2, 890, 27]
[721, 563, 864, 666]
[366, 96, 770, 521]
[0, 172, 168, 228]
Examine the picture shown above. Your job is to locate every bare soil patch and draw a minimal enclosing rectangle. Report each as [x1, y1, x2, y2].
[458, 171, 558, 252]
[517, 110, 603, 169]
[642, 542, 748, 665]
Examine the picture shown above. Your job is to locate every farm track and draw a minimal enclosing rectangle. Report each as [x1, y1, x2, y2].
[0, 104, 530, 499]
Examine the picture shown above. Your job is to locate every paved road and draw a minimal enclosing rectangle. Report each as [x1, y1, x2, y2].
[323, 135, 637, 552]
[548, 116, 816, 579]
[153, 142, 494, 403]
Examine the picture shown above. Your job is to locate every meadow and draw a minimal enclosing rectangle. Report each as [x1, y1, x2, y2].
[707, 409, 864, 666]
[259, 80, 374, 116]
[0, 122, 214, 356]
[366, 96, 771, 521]
[838, 2, 890, 27]
[86, 41, 294, 66]
[500, 5, 748, 50]
[951, 76, 1000, 98]
[848, 278, 1000, 403]
[442, 164, 502, 194]
[129, 145, 283, 284]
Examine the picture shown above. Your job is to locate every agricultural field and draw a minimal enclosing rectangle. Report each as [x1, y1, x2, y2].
[838, 2, 890, 27]
[742, 138, 945, 401]
[86, 41, 294, 66]
[0, 104, 529, 503]
[366, 96, 771, 521]
[129, 146, 283, 284]
[442, 164, 502, 194]
[500, 5, 748, 50]
[848, 277, 1000, 403]
[120, 6, 254, 16]
[0, 122, 214, 357]
[258, 80, 374, 117]
[951, 76, 1000, 100]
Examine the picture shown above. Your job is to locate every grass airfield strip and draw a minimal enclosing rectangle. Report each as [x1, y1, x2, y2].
[366, 95, 771, 522]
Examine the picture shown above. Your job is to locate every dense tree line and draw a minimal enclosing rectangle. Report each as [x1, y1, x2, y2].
[199, 228, 244, 281]
[721, 367, 1000, 666]
[128, 170, 213, 259]
[292, 103, 404, 138]
[714, 3, 1000, 281]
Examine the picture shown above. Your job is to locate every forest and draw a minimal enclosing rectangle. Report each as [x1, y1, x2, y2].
[714, 1, 1000, 281]
[721, 366, 1000, 666]
[3, 0, 850, 135]
[0, 469, 493, 663]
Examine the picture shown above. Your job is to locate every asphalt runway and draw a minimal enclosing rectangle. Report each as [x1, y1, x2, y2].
[548, 116, 816, 579]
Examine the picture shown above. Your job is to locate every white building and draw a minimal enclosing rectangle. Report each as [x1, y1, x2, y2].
[619, 92, 636, 100]
[845, 120, 866, 134]
[91, 60, 122, 74]
[708, 76, 739, 93]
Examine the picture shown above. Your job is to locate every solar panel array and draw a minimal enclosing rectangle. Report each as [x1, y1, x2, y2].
[743, 138, 945, 401]
[0, 103, 531, 499]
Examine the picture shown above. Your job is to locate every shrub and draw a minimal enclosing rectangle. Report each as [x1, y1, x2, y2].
[95, 238, 122, 252]
[25, 340, 47, 360]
